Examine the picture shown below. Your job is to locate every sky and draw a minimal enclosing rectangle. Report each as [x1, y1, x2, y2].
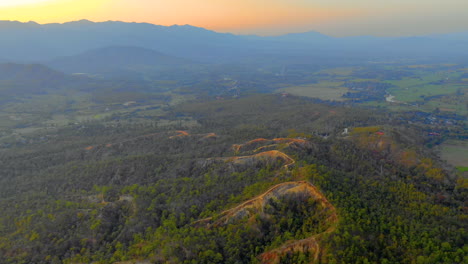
[0, 0, 467, 36]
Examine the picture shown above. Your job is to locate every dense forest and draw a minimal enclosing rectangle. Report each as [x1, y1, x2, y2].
[0, 94, 466, 263]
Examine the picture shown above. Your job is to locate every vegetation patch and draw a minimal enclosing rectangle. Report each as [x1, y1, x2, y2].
[275, 82, 348, 101]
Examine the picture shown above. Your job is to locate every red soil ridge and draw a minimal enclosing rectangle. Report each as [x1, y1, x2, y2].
[194, 181, 337, 263]
[233, 138, 269, 152]
[169, 130, 190, 139]
[202, 133, 217, 139]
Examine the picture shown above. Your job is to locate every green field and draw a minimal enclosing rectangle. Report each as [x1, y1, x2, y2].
[273, 65, 468, 115]
[439, 140, 468, 167]
[388, 84, 464, 102]
[385, 69, 466, 103]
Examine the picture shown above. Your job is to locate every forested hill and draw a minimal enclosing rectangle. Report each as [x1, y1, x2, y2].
[0, 94, 466, 263]
[0, 63, 161, 105]
[0, 63, 78, 103]
[0, 63, 65, 81]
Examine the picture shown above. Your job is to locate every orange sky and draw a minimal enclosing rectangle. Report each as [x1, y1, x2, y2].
[0, 0, 467, 36]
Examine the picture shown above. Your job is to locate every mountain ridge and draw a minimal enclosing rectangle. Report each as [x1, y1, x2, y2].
[2, 19, 467, 39]
[1, 20, 467, 63]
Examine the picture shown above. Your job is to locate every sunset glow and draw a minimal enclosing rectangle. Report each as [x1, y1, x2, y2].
[0, 0, 51, 7]
[0, 0, 467, 36]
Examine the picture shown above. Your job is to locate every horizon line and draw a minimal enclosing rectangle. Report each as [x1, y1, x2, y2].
[1, 19, 467, 38]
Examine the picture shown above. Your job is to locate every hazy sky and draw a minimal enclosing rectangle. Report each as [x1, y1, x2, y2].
[0, 0, 467, 36]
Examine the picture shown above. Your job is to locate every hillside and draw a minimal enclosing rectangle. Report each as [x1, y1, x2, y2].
[0, 94, 465, 263]
[195, 181, 337, 263]
[0, 63, 75, 103]
[0, 63, 66, 81]
[0, 7, 467, 264]
[48, 46, 195, 75]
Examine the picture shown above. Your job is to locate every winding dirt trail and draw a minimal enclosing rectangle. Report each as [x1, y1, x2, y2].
[194, 137, 337, 263]
[259, 197, 337, 263]
[194, 181, 337, 263]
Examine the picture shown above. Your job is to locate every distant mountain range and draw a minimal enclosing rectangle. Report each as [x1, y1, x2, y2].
[1, 20, 467, 69]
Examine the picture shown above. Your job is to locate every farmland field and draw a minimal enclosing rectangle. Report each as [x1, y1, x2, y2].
[439, 140, 468, 168]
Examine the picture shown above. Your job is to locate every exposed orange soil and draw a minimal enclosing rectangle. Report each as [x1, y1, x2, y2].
[169, 130, 190, 139]
[252, 144, 281, 153]
[198, 135, 335, 263]
[84, 146, 94, 151]
[169, 131, 218, 140]
[202, 133, 218, 139]
[260, 238, 320, 263]
[232, 144, 242, 152]
[273, 138, 308, 144]
[258, 182, 337, 263]
[260, 212, 337, 264]
[233, 138, 269, 152]
[249, 138, 269, 144]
